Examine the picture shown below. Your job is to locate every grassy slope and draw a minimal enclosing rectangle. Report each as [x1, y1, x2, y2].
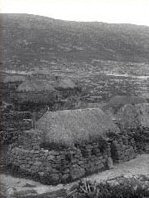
[1, 14, 149, 102]
[1, 13, 149, 72]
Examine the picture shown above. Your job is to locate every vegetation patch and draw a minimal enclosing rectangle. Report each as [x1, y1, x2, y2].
[67, 176, 149, 198]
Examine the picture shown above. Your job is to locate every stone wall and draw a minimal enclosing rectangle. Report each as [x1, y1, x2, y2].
[15, 130, 42, 150]
[0, 122, 33, 145]
[0, 111, 33, 145]
[107, 132, 137, 163]
[126, 127, 149, 154]
[1, 120, 32, 131]
[5, 131, 139, 185]
[1, 111, 32, 133]
[6, 140, 112, 185]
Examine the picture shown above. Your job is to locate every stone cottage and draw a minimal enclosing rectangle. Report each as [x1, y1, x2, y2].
[7, 108, 137, 185]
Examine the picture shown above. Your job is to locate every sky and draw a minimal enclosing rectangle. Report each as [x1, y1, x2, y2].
[0, 0, 149, 26]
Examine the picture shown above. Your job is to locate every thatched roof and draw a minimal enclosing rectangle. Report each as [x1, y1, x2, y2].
[117, 103, 149, 129]
[105, 95, 147, 113]
[116, 104, 140, 129]
[54, 77, 78, 90]
[108, 95, 147, 107]
[17, 79, 55, 92]
[75, 102, 106, 109]
[36, 108, 119, 146]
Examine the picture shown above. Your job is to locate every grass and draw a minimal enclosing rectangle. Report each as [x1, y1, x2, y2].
[67, 176, 149, 198]
[1, 176, 149, 198]
[2, 13, 149, 105]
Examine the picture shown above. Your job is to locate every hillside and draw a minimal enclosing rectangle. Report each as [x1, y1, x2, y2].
[1, 13, 149, 72]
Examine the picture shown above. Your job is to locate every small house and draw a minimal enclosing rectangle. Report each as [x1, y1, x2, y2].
[15, 79, 59, 111]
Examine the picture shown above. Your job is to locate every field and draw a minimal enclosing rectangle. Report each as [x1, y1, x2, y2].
[3, 60, 149, 105]
[1, 13, 149, 104]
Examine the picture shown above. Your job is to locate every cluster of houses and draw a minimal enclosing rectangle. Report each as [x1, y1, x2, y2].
[1, 73, 149, 185]
[1, 74, 82, 112]
[0, 74, 82, 141]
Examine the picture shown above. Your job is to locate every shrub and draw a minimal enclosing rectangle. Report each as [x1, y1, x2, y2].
[67, 177, 149, 198]
[0, 130, 22, 145]
[127, 127, 149, 153]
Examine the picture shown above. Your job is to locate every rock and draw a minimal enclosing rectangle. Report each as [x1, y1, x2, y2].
[50, 173, 60, 184]
[70, 165, 85, 180]
[47, 154, 55, 161]
[106, 157, 114, 169]
[61, 174, 70, 183]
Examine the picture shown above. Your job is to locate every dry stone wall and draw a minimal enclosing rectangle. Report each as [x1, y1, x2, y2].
[7, 142, 111, 185]
[107, 132, 137, 163]
[6, 132, 139, 185]
[126, 127, 149, 154]
[15, 130, 41, 150]
[0, 111, 33, 145]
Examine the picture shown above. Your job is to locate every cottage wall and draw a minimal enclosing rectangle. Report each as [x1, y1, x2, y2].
[126, 127, 149, 154]
[6, 131, 139, 185]
[7, 140, 112, 185]
[0, 111, 33, 145]
[108, 132, 137, 163]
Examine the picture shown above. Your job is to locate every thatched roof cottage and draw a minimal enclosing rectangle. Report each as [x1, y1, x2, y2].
[116, 103, 149, 129]
[53, 76, 81, 98]
[103, 95, 147, 121]
[15, 79, 59, 110]
[54, 77, 77, 90]
[7, 108, 139, 185]
[106, 95, 147, 111]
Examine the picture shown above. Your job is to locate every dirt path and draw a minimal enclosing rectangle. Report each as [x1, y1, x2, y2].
[87, 154, 149, 182]
[0, 154, 149, 197]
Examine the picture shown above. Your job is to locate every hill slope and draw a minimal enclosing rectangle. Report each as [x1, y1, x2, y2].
[1, 13, 149, 71]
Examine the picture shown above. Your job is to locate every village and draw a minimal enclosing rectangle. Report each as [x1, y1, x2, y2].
[1, 10, 149, 197]
[0, 71, 149, 198]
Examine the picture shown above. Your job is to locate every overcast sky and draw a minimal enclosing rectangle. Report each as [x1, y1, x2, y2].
[0, 0, 149, 26]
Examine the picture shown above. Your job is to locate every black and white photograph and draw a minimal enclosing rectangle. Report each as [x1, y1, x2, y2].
[0, 0, 149, 197]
